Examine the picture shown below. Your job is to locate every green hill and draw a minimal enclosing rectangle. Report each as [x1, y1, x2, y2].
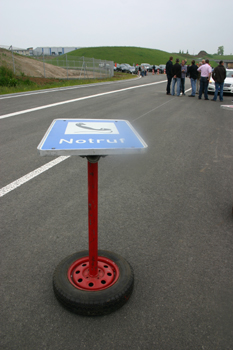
[65, 46, 177, 66]
[61, 46, 232, 67]
[42, 46, 233, 70]
[67, 47, 171, 65]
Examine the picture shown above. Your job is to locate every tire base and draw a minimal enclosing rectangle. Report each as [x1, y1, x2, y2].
[53, 250, 134, 316]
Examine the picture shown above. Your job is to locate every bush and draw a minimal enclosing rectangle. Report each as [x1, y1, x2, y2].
[8, 78, 17, 86]
[0, 66, 14, 79]
[0, 66, 18, 87]
[20, 78, 35, 85]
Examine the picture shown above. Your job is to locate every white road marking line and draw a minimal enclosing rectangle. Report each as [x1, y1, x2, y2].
[1, 79, 168, 197]
[0, 87, 78, 99]
[0, 80, 166, 120]
[0, 79, 138, 100]
[0, 156, 70, 197]
[133, 100, 174, 121]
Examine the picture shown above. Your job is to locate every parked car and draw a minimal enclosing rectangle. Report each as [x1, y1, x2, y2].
[148, 65, 156, 72]
[141, 63, 151, 71]
[159, 64, 166, 73]
[150, 65, 159, 72]
[208, 69, 233, 94]
[119, 63, 136, 74]
[114, 63, 121, 71]
[118, 64, 127, 72]
[128, 66, 136, 74]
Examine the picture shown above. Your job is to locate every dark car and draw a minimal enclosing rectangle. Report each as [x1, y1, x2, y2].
[114, 63, 121, 71]
[150, 65, 160, 73]
[159, 64, 166, 73]
[118, 64, 128, 72]
[119, 63, 136, 74]
[148, 65, 154, 72]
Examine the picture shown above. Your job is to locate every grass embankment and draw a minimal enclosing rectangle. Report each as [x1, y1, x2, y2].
[57, 46, 232, 67]
[56, 47, 171, 66]
[0, 68, 135, 95]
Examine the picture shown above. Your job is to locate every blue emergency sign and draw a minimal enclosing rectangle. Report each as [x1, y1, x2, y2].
[38, 119, 148, 156]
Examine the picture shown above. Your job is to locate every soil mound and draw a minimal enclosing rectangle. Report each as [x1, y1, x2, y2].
[0, 48, 106, 79]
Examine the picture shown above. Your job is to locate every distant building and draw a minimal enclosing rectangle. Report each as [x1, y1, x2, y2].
[0, 45, 33, 56]
[211, 60, 233, 69]
[0, 45, 80, 56]
[33, 47, 80, 56]
[222, 60, 233, 69]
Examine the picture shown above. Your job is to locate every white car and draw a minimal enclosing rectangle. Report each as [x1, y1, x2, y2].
[208, 69, 233, 94]
[141, 63, 151, 70]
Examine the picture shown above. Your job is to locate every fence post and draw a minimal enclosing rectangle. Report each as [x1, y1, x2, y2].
[66, 54, 68, 79]
[10, 46, 16, 74]
[43, 52, 46, 78]
[79, 58, 82, 79]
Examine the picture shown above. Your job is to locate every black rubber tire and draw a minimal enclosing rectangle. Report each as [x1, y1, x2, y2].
[53, 250, 134, 316]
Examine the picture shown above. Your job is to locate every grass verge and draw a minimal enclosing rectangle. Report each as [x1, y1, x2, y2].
[0, 71, 137, 95]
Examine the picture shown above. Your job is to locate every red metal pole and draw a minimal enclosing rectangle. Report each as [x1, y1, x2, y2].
[88, 160, 98, 277]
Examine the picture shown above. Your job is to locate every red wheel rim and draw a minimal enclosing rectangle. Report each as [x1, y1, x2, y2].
[68, 256, 120, 291]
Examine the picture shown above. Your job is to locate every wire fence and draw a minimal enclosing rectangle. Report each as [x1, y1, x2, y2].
[9, 51, 114, 79]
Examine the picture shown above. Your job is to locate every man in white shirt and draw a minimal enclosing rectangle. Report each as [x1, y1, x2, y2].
[197, 59, 212, 100]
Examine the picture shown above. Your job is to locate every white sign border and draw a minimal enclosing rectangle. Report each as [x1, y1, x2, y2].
[38, 119, 148, 156]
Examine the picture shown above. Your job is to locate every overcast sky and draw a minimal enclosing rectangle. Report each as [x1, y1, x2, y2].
[1, 0, 232, 55]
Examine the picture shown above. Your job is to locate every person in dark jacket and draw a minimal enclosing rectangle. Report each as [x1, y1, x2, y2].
[180, 60, 187, 95]
[166, 56, 173, 95]
[171, 58, 181, 96]
[188, 60, 198, 97]
[211, 60, 226, 101]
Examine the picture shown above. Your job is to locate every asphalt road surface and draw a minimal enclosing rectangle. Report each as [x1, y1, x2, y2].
[1, 74, 233, 350]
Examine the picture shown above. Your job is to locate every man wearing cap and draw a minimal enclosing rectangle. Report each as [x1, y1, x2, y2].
[211, 61, 226, 102]
[197, 59, 212, 100]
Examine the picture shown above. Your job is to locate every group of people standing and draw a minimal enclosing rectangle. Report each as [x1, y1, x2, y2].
[165, 56, 226, 101]
[138, 65, 148, 77]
